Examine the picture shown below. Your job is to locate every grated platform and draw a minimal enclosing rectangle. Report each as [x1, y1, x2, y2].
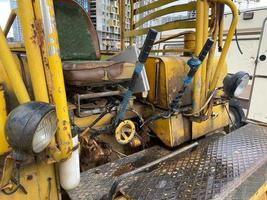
[68, 124, 267, 200]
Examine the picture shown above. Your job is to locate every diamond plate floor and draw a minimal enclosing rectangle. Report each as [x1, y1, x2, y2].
[68, 124, 267, 200]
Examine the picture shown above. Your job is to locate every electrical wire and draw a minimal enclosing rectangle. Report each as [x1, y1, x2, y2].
[1, 164, 26, 195]
[224, 104, 237, 130]
[235, 29, 243, 55]
[183, 88, 221, 117]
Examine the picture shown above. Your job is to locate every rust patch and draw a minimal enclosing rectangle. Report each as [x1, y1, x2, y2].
[112, 163, 135, 177]
[34, 19, 45, 46]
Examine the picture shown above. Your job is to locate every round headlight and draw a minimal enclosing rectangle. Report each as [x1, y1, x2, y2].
[223, 71, 249, 98]
[5, 102, 57, 158]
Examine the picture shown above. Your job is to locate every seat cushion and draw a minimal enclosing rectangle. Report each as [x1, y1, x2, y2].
[63, 60, 135, 86]
[54, 0, 100, 60]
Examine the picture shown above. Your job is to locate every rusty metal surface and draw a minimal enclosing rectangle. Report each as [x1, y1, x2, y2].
[67, 146, 170, 200]
[119, 124, 267, 200]
[225, 160, 267, 200]
[68, 123, 267, 200]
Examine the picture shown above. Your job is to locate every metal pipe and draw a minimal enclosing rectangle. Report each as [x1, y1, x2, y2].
[209, 0, 238, 92]
[154, 30, 194, 45]
[0, 85, 9, 155]
[119, 0, 125, 50]
[0, 61, 13, 95]
[107, 142, 199, 200]
[183, 32, 195, 56]
[206, 17, 219, 96]
[129, 0, 134, 46]
[3, 9, 17, 37]
[17, 0, 49, 102]
[200, 0, 209, 107]
[154, 60, 160, 104]
[193, 0, 204, 112]
[39, 0, 73, 161]
[0, 27, 30, 104]
[32, 0, 54, 102]
[77, 90, 122, 100]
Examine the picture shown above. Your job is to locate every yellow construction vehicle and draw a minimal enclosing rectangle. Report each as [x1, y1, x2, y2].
[0, 0, 267, 199]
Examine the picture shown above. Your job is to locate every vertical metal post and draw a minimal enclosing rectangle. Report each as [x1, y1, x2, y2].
[3, 9, 17, 37]
[129, 0, 134, 46]
[206, 4, 219, 95]
[38, 0, 73, 161]
[119, 0, 125, 50]
[193, 0, 204, 112]
[200, 0, 209, 107]
[0, 85, 9, 155]
[0, 27, 30, 104]
[210, 0, 238, 91]
[17, 0, 49, 102]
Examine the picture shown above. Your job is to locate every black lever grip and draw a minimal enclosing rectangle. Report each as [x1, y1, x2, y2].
[198, 38, 214, 62]
[138, 29, 158, 63]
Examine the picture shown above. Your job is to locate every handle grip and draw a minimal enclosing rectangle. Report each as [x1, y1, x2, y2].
[138, 29, 158, 63]
[198, 38, 214, 62]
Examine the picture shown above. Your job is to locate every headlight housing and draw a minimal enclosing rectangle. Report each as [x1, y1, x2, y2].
[5, 102, 57, 159]
[223, 71, 249, 98]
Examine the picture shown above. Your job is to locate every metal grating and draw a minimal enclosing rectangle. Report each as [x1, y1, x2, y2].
[119, 124, 267, 200]
[68, 124, 267, 200]
[67, 146, 170, 200]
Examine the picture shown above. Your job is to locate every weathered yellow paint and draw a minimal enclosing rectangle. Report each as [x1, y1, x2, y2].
[0, 27, 30, 104]
[75, 113, 115, 130]
[149, 114, 190, 147]
[0, 86, 10, 155]
[193, 59, 228, 137]
[134, 2, 196, 28]
[3, 9, 17, 37]
[0, 61, 13, 95]
[145, 57, 189, 109]
[17, 0, 49, 102]
[32, 0, 55, 102]
[0, 161, 59, 200]
[184, 32, 195, 52]
[125, 20, 196, 37]
[119, 0, 125, 50]
[209, 0, 238, 92]
[200, 0, 209, 107]
[193, 0, 204, 113]
[250, 182, 267, 200]
[192, 104, 229, 139]
[37, 0, 73, 161]
[206, 21, 219, 96]
[135, 0, 177, 14]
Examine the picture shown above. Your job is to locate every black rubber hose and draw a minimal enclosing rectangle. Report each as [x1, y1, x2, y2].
[235, 29, 243, 55]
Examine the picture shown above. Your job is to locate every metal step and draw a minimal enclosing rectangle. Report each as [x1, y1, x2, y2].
[67, 124, 267, 200]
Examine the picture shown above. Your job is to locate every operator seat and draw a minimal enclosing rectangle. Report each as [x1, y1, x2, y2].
[54, 0, 134, 86]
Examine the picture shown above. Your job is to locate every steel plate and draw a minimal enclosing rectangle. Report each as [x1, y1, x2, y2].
[119, 124, 267, 200]
[68, 124, 267, 200]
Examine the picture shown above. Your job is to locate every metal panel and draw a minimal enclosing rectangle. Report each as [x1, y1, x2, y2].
[119, 124, 267, 200]
[68, 124, 267, 200]
[67, 146, 170, 200]
[247, 18, 267, 123]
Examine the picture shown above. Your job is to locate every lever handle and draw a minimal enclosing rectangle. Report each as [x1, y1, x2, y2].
[198, 38, 214, 62]
[138, 29, 158, 63]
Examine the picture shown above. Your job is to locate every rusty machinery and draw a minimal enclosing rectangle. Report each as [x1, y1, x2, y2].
[0, 0, 262, 200]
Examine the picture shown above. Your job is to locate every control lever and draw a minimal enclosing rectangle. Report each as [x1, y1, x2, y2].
[141, 38, 214, 126]
[169, 38, 214, 111]
[114, 29, 158, 126]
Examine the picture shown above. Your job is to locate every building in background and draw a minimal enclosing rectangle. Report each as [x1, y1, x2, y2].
[2, 0, 266, 48]
[9, 0, 23, 42]
[89, 0, 131, 50]
[76, 0, 90, 12]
